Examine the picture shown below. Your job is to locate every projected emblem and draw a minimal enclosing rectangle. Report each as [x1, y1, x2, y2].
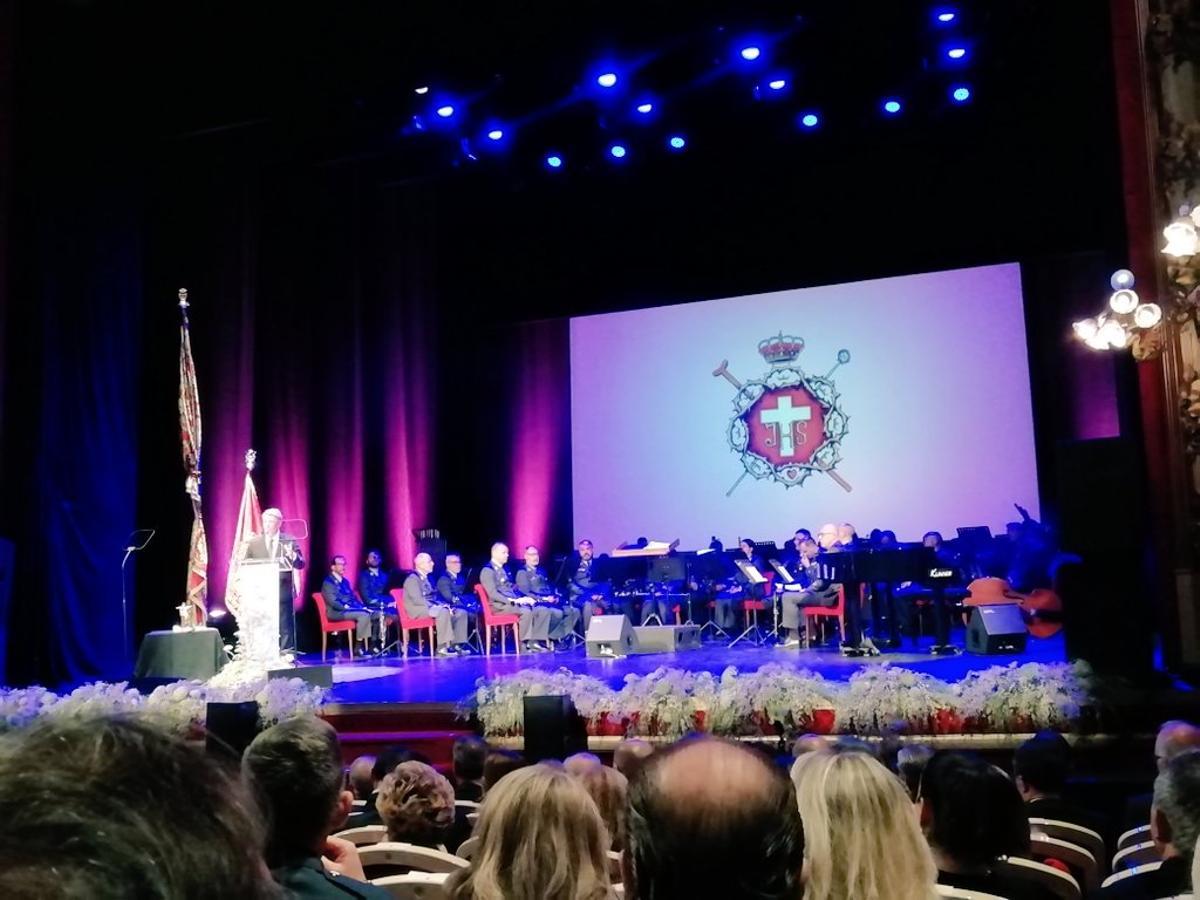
[713, 334, 852, 496]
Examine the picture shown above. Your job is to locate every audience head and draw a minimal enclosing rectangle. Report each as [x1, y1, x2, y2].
[366, 549, 383, 568]
[348, 754, 377, 801]
[1152, 750, 1200, 861]
[524, 545, 541, 568]
[453, 736, 489, 785]
[0, 715, 276, 899]
[371, 744, 429, 782]
[445, 764, 611, 900]
[575, 764, 629, 852]
[792, 747, 935, 900]
[1013, 732, 1071, 799]
[563, 752, 602, 777]
[329, 554, 347, 575]
[896, 744, 934, 801]
[626, 737, 804, 900]
[918, 751, 1031, 870]
[483, 749, 528, 794]
[1156, 720, 1200, 772]
[243, 717, 350, 866]
[376, 761, 456, 846]
[790, 733, 827, 759]
[490, 542, 509, 565]
[613, 739, 655, 780]
[816, 524, 839, 551]
[446, 553, 463, 574]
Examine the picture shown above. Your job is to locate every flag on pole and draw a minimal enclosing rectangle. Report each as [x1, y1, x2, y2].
[225, 449, 263, 617]
[178, 290, 209, 626]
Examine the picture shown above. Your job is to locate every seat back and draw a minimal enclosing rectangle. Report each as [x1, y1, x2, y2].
[1116, 824, 1150, 851]
[390, 588, 426, 628]
[476, 583, 514, 626]
[1029, 835, 1099, 892]
[607, 850, 622, 881]
[333, 824, 387, 846]
[311, 591, 333, 629]
[994, 856, 1081, 900]
[934, 887, 1006, 900]
[1112, 840, 1161, 871]
[371, 871, 450, 899]
[1100, 860, 1163, 890]
[359, 842, 470, 875]
[1029, 818, 1107, 876]
[455, 836, 480, 861]
[454, 800, 480, 811]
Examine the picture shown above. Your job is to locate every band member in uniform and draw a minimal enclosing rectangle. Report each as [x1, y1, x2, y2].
[402, 552, 470, 656]
[242, 507, 307, 653]
[869, 529, 905, 649]
[479, 543, 553, 652]
[358, 549, 391, 608]
[436, 553, 476, 611]
[832, 523, 876, 656]
[516, 546, 579, 641]
[566, 539, 611, 630]
[779, 539, 839, 647]
[320, 555, 372, 649]
[713, 538, 764, 630]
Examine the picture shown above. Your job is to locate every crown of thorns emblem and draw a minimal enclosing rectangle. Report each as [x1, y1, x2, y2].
[712, 333, 852, 496]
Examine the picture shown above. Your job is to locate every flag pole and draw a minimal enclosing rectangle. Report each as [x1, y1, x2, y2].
[179, 288, 210, 627]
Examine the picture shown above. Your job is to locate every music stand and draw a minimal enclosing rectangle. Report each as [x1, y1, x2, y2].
[644, 555, 687, 625]
[730, 559, 771, 647]
[689, 550, 737, 638]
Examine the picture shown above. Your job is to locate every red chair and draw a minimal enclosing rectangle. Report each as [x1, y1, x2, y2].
[803, 584, 851, 648]
[312, 591, 356, 661]
[731, 572, 773, 646]
[388, 588, 435, 658]
[474, 584, 520, 656]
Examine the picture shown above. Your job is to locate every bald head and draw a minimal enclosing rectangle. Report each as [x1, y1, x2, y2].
[348, 756, 376, 801]
[490, 542, 509, 565]
[614, 739, 655, 779]
[1157, 721, 1200, 771]
[413, 552, 434, 576]
[563, 753, 603, 778]
[626, 738, 804, 900]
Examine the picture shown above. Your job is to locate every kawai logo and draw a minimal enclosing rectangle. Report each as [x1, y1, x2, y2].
[712, 333, 853, 496]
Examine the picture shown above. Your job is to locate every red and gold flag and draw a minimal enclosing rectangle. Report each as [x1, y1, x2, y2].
[225, 450, 263, 617]
[178, 290, 208, 626]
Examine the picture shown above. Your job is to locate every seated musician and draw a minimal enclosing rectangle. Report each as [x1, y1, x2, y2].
[779, 539, 840, 647]
[479, 542, 554, 653]
[640, 555, 685, 626]
[320, 555, 374, 649]
[436, 553, 477, 611]
[566, 539, 612, 630]
[869, 529, 906, 649]
[714, 538, 765, 631]
[830, 523, 873, 655]
[516, 545, 578, 641]
[782, 528, 813, 569]
[402, 552, 471, 656]
[358, 549, 391, 609]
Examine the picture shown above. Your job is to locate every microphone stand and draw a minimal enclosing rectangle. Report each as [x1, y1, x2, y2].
[121, 529, 155, 666]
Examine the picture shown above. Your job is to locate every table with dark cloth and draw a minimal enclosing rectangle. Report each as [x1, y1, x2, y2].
[133, 628, 227, 680]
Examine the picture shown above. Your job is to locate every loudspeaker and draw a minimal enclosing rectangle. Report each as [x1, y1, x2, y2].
[269, 664, 333, 688]
[585, 614, 636, 658]
[205, 701, 260, 760]
[523, 695, 587, 763]
[966, 605, 1029, 655]
[631, 625, 702, 654]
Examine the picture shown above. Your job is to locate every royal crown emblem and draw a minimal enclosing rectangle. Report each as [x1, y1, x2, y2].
[712, 335, 852, 495]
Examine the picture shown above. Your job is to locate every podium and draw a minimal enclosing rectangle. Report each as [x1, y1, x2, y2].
[234, 559, 286, 663]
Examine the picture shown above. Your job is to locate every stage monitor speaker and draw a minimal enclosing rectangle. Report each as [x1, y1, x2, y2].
[585, 615, 636, 658]
[966, 605, 1028, 655]
[205, 701, 260, 761]
[632, 625, 702, 654]
[269, 664, 333, 688]
[523, 695, 587, 763]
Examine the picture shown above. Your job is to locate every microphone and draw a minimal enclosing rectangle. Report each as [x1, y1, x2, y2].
[125, 529, 155, 552]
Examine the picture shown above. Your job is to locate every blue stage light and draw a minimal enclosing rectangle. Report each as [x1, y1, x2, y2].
[609, 144, 627, 159]
[546, 154, 563, 169]
[668, 135, 686, 150]
[740, 46, 761, 61]
[767, 79, 787, 91]
[800, 112, 820, 128]
[597, 72, 618, 88]
[636, 102, 654, 114]
[883, 99, 902, 114]
[946, 46, 967, 60]
[436, 105, 455, 118]
[951, 86, 971, 102]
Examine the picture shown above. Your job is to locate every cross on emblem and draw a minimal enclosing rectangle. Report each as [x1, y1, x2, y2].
[758, 396, 812, 457]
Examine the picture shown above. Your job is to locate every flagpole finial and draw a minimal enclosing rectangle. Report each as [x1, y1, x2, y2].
[244, 449, 257, 472]
[178, 289, 189, 309]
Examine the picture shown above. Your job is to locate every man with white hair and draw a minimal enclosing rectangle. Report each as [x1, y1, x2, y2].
[479, 542, 553, 652]
[402, 552, 470, 656]
[241, 507, 306, 652]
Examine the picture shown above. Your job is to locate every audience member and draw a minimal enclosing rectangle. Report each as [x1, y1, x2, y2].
[375, 761, 457, 849]
[453, 736, 489, 802]
[792, 746, 937, 900]
[919, 751, 1055, 900]
[348, 755, 376, 803]
[483, 748, 529, 794]
[896, 744, 934, 801]
[563, 751, 603, 777]
[0, 715, 280, 900]
[1100, 750, 1200, 898]
[1124, 720, 1200, 831]
[346, 745, 428, 826]
[243, 717, 390, 899]
[575, 764, 629, 852]
[626, 737, 804, 900]
[613, 738, 654, 780]
[1014, 732, 1111, 849]
[445, 764, 612, 900]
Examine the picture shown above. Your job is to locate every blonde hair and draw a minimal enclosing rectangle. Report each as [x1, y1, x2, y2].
[445, 764, 612, 900]
[376, 761, 455, 845]
[792, 749, 937, 900]
[575, 764, 628, 852]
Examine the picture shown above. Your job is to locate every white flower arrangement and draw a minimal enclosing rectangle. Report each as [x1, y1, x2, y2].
[45, 681, 145, 722]
[0, 685, 60, 731]
[839, 665, 958, 734]
[706, 664, 837, 735]
[955, 661, 1093, 732]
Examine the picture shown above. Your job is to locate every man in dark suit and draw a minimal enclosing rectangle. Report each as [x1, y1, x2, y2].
[241, 507, 306, 652]
[1123, 720, 1200, 832]
[437, 553, 476, 610]
[1015, 733, 1113, 854]
[516, 545, 576, 642]
[479, 542, 552, 652]
[566, 539, 612, 631]
[357, 549, 390, 608]
[402, 552, 469, 656]
[1099, 751, 1200, 898]
[779, 539, 839, 647]
[243, 717, 391, 900]
[320, 556, 373, 647]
